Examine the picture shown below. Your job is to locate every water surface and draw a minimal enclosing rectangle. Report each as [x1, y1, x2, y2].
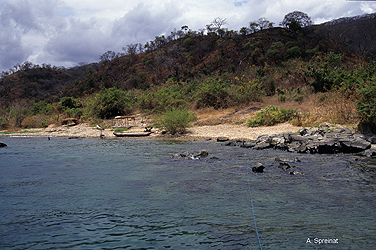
[0, 137, 375, 249]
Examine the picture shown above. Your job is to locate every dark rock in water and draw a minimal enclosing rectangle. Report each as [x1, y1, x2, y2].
[339, 138, 371, 153]
[217, 137, 229, 142]
[192, 150, 209, 158]
[0, 141, 7, 147]
[171, 150, 209, 160]
[275, 157, 300, 163]
[240, 141, 257, 148]
[68, 137, 81, 139]
[356, 149, 376, 158]
[252, 163, 265, 173]
[287, 141, 302, 152]
[224, 139, 243, 146]
[290, 170, 305, 175]
[253, 141, 271, 150]
[278, 162, 293, 171]
[366, 135, 376, 144]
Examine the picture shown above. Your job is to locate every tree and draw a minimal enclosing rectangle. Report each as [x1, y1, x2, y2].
[280, 11, 313, 29]
[206, 17, 228, 34]
[249, 22, 259, 33]
[257, 17, 274, 30]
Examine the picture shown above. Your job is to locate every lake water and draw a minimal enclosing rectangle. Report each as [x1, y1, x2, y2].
[0, 137, 375, 249]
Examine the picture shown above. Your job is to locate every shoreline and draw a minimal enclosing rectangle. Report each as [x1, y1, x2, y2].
[0, 122, 302, 141]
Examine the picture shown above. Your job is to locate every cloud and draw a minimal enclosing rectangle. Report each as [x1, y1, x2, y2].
[0, 0, 375, 72]
[43, 18, 110, 65]
[111, 2, 183, 46]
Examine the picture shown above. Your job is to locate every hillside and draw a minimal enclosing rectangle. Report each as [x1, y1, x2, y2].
[0, 13, 376, 132]
[319, 13, 376, 59]
[1, 25, 345, 104]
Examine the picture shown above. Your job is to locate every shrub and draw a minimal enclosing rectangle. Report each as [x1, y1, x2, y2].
[60, 97, 82, 110]
[154, 107, 196, 134]
[32, 101, 55, 115]
[356, 81, 376, 133]
[196, 78, 230, 109]
[246, 105, 297, 127]
[85, 87, 133, 119]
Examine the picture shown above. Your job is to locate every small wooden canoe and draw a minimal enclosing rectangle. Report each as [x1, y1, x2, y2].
[113, 132, 152, 137]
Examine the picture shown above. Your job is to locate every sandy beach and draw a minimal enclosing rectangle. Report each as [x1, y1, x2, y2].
[0, 122, 301, 141]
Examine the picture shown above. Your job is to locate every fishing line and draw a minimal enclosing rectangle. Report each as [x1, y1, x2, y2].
[247, 165, 263, 250]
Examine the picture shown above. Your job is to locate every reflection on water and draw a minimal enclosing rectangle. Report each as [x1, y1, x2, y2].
[0, 137, 375, 249]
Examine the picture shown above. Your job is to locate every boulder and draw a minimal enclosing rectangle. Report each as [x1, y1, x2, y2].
[290, 170, 305, 175]
[171, 150, 209, 160]
[252, 163, 265, 173]
[253, 141, 272, 150]
[0, 141, 7, 147]
[240, 141, 257, 148]
[278, 162, 293, 171]
[223, 123, 373, 155]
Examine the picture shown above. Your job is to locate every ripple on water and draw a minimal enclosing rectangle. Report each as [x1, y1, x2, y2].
[0, 137, 375, 249]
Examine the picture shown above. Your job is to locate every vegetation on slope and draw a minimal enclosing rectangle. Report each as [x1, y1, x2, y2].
[0, 12, 375, 133]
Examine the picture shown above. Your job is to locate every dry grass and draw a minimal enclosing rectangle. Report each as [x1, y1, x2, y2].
[192, 90, 359, 128]
[299, 92, 359, 127]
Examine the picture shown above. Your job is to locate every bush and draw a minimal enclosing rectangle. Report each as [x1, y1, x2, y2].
[356, 81, 376, 133]
[246, 105, 297, 127]
[60, 97, 82, 109]
[85, 87, 133, 119]
[154, 107, 196, 134]
[196, 78, 230, 109]
[32, 101, 55, 115]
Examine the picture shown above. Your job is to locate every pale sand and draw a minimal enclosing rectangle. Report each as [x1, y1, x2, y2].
[1, 122, 301, 141]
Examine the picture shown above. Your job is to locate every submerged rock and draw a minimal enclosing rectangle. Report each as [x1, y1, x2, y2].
[278, 162, 294, 171]
[171, 150, 209, 160]
[252, 163, 265, 173]
[290, 170, 305, 175]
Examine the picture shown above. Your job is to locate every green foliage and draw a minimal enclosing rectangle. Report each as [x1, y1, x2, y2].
[154, 107, 196, 134]
[285, 46, 301, 59]
[113, 127, 130, 133]
[356, 80, 376, 133]
[307, 52, 345, 92]
[85, 87, 133, 119]
[246, 105, 297, 127]
[137, 80, 190, 112]
[196, 78, 230, 109]
[59, 97, 83, 118]
[32, 101, 55, 115]
[60, 97, 81, 109]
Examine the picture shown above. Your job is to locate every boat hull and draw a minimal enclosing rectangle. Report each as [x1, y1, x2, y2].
[113, 132, 152, 137]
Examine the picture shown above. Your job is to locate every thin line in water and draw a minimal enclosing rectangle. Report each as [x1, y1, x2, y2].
[247, 165, 262, 250]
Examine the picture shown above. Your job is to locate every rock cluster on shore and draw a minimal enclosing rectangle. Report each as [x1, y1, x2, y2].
[222, 123, 376, 157]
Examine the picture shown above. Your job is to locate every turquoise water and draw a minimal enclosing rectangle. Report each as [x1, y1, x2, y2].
[0, 137, 375, 249]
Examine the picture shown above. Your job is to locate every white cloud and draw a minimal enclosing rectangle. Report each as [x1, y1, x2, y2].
[0, 0, 374, 72]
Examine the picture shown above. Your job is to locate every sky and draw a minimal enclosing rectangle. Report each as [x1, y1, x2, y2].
[1, 0, 376, 73]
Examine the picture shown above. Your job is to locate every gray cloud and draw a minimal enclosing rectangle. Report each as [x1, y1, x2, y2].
[111, 2, 183, 46]
[0, 0, 375, 73]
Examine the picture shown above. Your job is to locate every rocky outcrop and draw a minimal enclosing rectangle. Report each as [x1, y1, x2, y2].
[224, 124, 374, 156]
[0, 141, 7, 147]
[171, 150, 209, 160]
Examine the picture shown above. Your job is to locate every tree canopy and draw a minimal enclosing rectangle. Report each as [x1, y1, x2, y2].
[280, 11, 313, 29]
